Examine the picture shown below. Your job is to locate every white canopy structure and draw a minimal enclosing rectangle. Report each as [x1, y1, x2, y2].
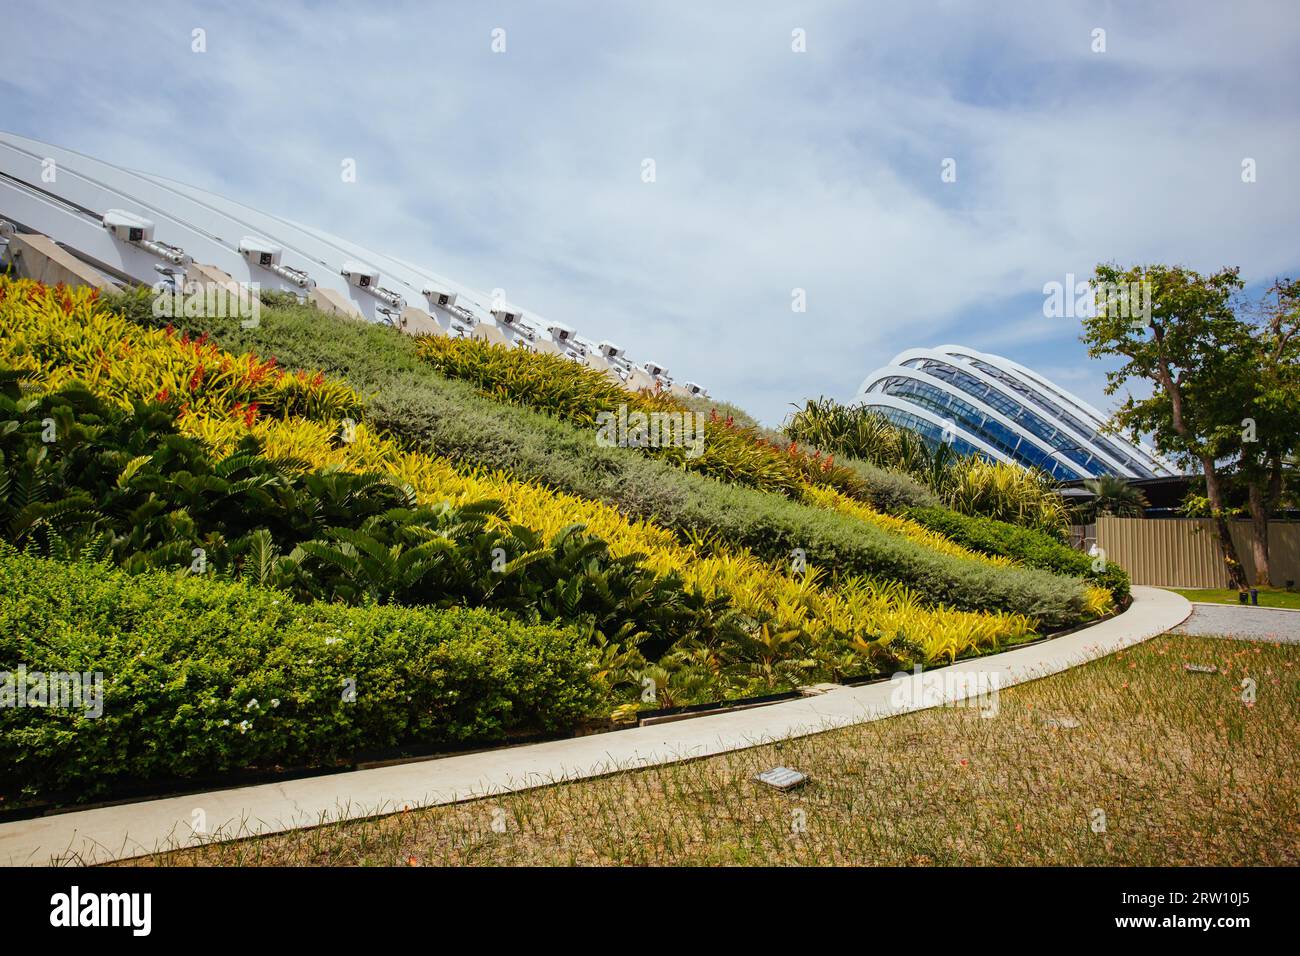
[0, 132, 683, 394]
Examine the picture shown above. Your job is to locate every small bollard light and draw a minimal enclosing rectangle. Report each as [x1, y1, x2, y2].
[1250, 588, 1259, 606]
[1239, 591, 1249, 604]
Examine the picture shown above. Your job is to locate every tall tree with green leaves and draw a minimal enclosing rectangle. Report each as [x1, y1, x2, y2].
[1081, 264, 1253, 589]
[1236, 277, 1300, 586]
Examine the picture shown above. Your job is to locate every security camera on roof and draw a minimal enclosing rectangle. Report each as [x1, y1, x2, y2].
[598, 340, 625, 359]
[643, 360, 668, 378]
[102, 209, 154, 243]
[422, 284, 458, 310]
[683, 381, 706, 397]
[548, 323, 575, 343]
[340, 260, 380, 289]
[238, 236, 282, 268]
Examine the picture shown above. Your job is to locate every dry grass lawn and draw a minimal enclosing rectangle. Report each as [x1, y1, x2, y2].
[120, 634, 1300, 866]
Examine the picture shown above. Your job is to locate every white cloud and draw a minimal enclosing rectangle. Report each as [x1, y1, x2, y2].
[2, 0, 1297, 424]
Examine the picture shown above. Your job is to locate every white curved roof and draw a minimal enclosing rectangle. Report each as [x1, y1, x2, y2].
[856, 344, 1178, 479]
[0, 131, 675, 388]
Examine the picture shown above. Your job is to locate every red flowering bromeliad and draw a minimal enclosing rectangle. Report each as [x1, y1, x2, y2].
[707, 408, 738, 429]
[229, 402, 262, 427]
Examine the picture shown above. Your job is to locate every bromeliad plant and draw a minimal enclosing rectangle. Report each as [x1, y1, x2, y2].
[100, 287, 1104, 627]
[0, 276, 1094, 701]
[941, 457, 1069, 536]
[414, 334, 867, 501]
[784, 397, 903, 464]
[0, 279, 361, 423]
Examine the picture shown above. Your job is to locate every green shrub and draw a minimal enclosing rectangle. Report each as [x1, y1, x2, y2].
[838, 457, 939, 512]
[907, 505, 1130, 603]
[669, 480, 1091, 626]
[1088, 563, 1132, 605]
[0, 554, 604, 800]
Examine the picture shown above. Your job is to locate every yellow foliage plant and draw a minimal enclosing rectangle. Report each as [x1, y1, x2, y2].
[0, 276, 1042, 661]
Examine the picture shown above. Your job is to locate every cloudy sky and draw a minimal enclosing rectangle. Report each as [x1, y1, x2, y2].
[4, 1, 1298, 424]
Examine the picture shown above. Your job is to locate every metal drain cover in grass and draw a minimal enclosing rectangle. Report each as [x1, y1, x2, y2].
[755, 766, 807, 790]
[1183, 663, 1218, 674]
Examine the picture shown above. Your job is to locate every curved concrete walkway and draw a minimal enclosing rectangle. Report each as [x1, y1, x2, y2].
[0, 586, 1190, 865]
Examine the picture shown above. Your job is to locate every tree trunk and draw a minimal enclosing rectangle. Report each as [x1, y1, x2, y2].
[1202, 457, 1249, 590]
[1152, 346, 1249, 590]
[1247, 481, 1271, 587]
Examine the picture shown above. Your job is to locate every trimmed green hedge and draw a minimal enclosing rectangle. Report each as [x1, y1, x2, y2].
[121, 297, 1095, 624]
[839, 458, 938, 511]
[0, 555, 603, 800]
[907, 505, 1130, 602]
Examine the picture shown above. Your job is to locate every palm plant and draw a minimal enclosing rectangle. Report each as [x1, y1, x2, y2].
[1081, 474, 1150, 520]
[784, 396, 1074, 534]
[937, 457, 1069, 535]
[785, 398, 902, 464]
[723, 620, 815, 691]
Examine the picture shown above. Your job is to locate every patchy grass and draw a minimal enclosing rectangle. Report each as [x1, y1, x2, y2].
[120, 634, 1299, 867]
[1173, 588, 1300, 610]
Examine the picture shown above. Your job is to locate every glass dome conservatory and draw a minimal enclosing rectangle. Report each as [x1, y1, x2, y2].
[855, 345, 1177, 480]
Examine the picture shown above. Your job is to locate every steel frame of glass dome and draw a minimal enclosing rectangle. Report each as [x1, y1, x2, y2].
[854, 345, 1178, 480]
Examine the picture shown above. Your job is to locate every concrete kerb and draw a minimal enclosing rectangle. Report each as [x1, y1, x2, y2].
[0, 586, 1191, 866]
[1189, 601, 1300, 614]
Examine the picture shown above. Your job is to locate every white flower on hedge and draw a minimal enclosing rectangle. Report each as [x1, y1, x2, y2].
[270, 698, 280, 708]
[246, 698, 259, 711]
[326, 636, 340, 645]
[220, 719, 230, 726]
[238, 720, 251, 733]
